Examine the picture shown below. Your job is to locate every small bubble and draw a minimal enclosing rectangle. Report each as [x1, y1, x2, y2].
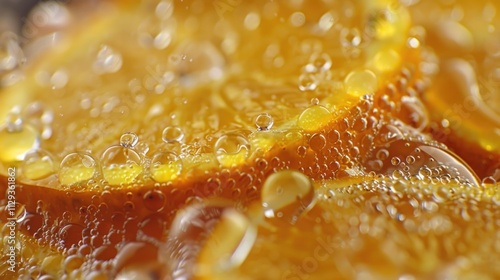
[0, 112, 40, 163]
[119, 132, 139, 148]
[309, 133, 326, 151]
[162, 126, 184, 143]
[297, 105, 331, 131]
[290, 12, 306, 27]
[261, 170, 316, 225]
[481, 176, 496, 186]
[406, 155, 416, 165]
[340, 27, 361, 47]
[318, 11, 336, 31]
[154, 30, 172, 50]
[155, 0, 174, 20]
[59, 153, 97, 185]
[255, 113, 274, 131]
[143, 190, 166, 212]
[214, 134, 250, 166]
[93, 45, 123, 74]
[50, 69, 68, 89]
[309, 53, 332, 72]
[21, 149, 55, 180]
[244, 12, 261, 31]
[310, 98, 320, 105]
[344, 69, 378, 97]
[100, 145, 143, 185]
[298, 73, 318, 91]
[391, 157, 401, 166]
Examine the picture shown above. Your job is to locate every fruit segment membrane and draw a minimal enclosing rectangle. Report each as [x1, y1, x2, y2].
[0, 0, 500, 279]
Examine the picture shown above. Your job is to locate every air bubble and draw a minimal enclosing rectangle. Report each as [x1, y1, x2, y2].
[344, 69, 378, 97]
[20, 149, 55, 180]
[340, 27, 361, 47]
[318, 11, 336, 31]
[391, 157, 401, 166]
[0, 112, 40, 163]
[143, 190, 166, 212]
[297, 105, 331, 132]
[214, 134, 250, 166]
[100, 145, 143, 185]
[244, 12, 261, 31]
[164, 200, 256, 278]
[59, 153, 97, 185]
[50, 69, 68, 89]
[481, 176, 496, 186]
[150, 151, 182, 182]
[309, 133, 326, 151]
[93, 45, 123, 74]
[119, 132, 139, 148]
[162, 126, 184, 143]
[298, 73, 318, 91]
[255, 113, 274, 131]
[155, 0, 174, 20]
[289, 12, 306, 27]
[261, 170, 316, 225]
[309, 53, 332, 72]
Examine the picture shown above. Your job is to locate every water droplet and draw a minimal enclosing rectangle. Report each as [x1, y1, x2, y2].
[344, 69, 378, 97]
[244, 12, 261, 31]
[150, 151, 182, 182]
[372, 49, 401, 72]
[20, 149, 55, 180]
[119, 132, 139, 148]
[59, 153, 97, 185]
[340, 27, 362, 47]
[143, 190, 166, 212]
[164, 200, 256, 278]
[162, 126, 184, 143]
[298, 73, 318, 91]
[255, 113, 274, 131]
[297, 105, 331, 131]
[155, 0, 174, 20]
[0, 33, 24, 72]
[154, 30, 172, 50]
[391, 157, 401, 166]
[481, 176, 496, 186]
[0, 112, 40, 163]
[309, 133, 326, 151]
[261, 170, 316, 225]
[400, 96, 429, 131]
[214, 134, 250, 167]
[93, 45, 122, 74]
[100, 145, 142, 185]
[309, 53, 332, 72]
[50, 69, 68, 89]
[318, 11, 336, 31]
[289, 12, 306, 27]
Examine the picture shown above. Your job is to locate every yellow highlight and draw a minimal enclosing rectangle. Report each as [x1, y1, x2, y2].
[216, 149, 249, 167]
[297, 105, 331, 132]
[102, 164, 143, 185]
[22, 159, 54, 180]
[372, 48, 401, 73]
[344, 69, 378, 97]
[58, 165, 96, 185]
[0, 125, 39, 163]
[151, 163, 182, 182]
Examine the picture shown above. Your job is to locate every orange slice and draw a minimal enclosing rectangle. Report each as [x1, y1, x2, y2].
[407, 0, 500, 180]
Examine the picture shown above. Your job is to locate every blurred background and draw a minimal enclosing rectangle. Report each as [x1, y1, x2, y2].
[0, 0, 40, 34]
